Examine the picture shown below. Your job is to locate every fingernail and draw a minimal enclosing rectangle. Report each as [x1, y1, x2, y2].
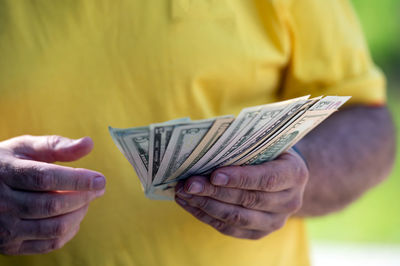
[93, 176, 106, 190]
[187, 181, 203, 194]
[176, 197, 187, 206]
[212, 173, 229, 186]
[72, 138, 84, 144]
[176, 186, 192, 199]
[70, 137, 92, 147]
[66, 137, 84, 147]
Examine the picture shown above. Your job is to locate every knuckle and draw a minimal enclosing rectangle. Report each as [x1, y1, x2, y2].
[259, 172, 279, 191]
[30, 166, 54, 190]
[192, 209, 207, 220]
[285, 197, 302, 213]
[69, 175, 80, 191]
[209, 185, 220, 198]
[76, 173, 91, 190]
[47, 135, 63, 150]
[238, 170, 253, 188]
[271, 218, 286, 232]
[44, 198, 62, 216]
[196, 197, 211, 210]
[209, 185, 231, 201]
[46, 239, 63, 252]
[52, 221, 69, 237]
[240, 191, 260, 209]
[223, 210, 248, 226]
[0, 164, 21, 188]
[217, 224, 234, 236]
[210, 220, 227, 231]
[297, 165, 309, 184]
[6, 165, 24, 184]
[290, 161, 309, 186]
[52, 239, 65, 250]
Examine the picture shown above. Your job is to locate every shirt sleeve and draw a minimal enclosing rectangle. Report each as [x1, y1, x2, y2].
[279, 0, 386, 105]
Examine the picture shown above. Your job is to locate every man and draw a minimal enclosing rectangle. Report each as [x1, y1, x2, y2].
[0, 0, 395, 265]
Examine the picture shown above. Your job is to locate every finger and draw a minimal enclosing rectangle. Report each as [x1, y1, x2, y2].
[9, 135, 93, 163]
[210, 151, 308, 192]
[176, 194, 279, 231]
[14, 190, 102, 219]
[177, 176, 301, 213]
[2, 159, 106, 191]
[18, 223, 80, 255]
[16, 204, 89, 240]
[175, 197, 267, 240]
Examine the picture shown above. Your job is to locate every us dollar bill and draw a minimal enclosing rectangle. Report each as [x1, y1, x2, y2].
[108, 95, 351, 200]
[146, 181, 178, 200]
[148, 118, 191, 184]
[236, 109, 336, 165]
[231, 96, 351, 166]
[222, 96, 351, 167]
[163, 116, 234, 183]
[198, 99, 311, 174]
[198, 96, 311, 172]
[152, 118, 217, 185]
[109, 126, 149, 187]
[181, 104, 277, 177]
[309, 96, 351, 111]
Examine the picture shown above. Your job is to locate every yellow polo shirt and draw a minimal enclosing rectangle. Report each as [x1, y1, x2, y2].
[0, 0, 385, 265]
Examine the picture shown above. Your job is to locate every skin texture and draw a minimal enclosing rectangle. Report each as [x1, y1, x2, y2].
[296, 105, 396, 216]
[175, 105, 396, 239]
[0, 135, 106, 255]
[0, 106, 395, 253]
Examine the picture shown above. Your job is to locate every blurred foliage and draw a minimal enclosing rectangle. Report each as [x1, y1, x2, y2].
[352, 0, 400, 70]
[307, 0, 400, 243]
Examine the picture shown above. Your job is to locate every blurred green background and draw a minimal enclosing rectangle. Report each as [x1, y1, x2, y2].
[307, 0, 400, 243]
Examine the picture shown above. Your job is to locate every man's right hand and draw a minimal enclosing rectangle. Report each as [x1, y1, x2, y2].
[0, 135, 106, 255]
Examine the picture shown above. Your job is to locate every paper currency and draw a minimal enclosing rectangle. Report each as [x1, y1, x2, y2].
[232, 109, 336, 166]
[196, 97, 313, 174]
[194, 96, 310, 174]
[109, 95, 350, 200]
[152, 118, 217, 185]
[162, 116, 234, 184]
[109, 126, 149, 186]
[147, 118, 191, 185]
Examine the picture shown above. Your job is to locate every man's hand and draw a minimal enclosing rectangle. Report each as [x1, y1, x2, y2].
[0, 135, 105, 255]
[175, 149, 308, 240]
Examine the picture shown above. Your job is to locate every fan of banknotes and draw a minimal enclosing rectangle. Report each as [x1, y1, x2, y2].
[109, 95, 350, 200]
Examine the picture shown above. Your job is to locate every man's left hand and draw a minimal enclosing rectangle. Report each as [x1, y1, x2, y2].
[175, 149, 309, 240]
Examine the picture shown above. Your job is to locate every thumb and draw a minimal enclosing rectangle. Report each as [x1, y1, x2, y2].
[10, 135, 94, 163]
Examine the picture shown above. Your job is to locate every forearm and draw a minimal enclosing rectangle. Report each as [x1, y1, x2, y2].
[295, 105, 396, 217]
